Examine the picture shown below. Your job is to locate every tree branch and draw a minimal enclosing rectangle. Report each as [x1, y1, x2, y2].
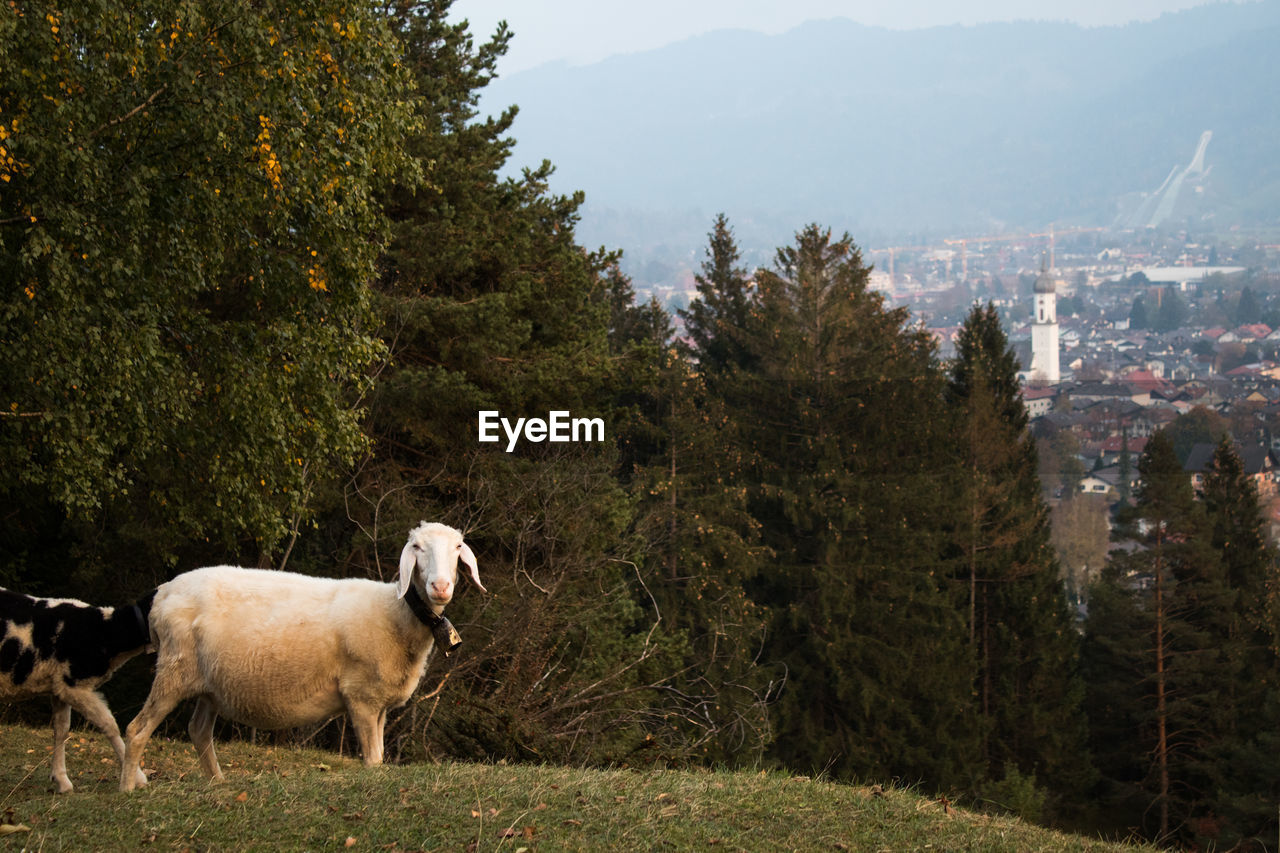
[90, 85, 169, 139]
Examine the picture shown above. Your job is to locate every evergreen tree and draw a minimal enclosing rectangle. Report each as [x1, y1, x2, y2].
[1085, 430, 1219, 843]
[1234, 287, 1259, 326]
[1129, 296, 1149, 330]
[1153, 286, 1189, 333]
[732, 225, 979, 787]
[1116, 424, 1133, 507]
[336, 2, 688, 766]
[611, 263, 774, 764]
[678, 213, 754, 379]
[946, 303, 1093, 808]
[1197, 438, 1280, 848]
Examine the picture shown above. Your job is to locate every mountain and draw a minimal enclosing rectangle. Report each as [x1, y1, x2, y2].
[481, 2, 1280, 269]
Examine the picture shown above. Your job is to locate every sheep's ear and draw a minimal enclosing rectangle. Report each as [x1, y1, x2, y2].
[460, 542, 486, 593]
[397, 543, 417, 599]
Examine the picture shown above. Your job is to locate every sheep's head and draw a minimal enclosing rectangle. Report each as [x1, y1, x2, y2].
[397, 522, 485, 606]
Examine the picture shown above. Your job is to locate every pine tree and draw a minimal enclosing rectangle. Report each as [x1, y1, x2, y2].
[678, 213, 754, 379]
[610, 254, 775, 765]
[333, 2, 689, 766]
[1085, 430, 1218, 843]
[1196, 437, 1280, 848]
[946, 303, 1093, 808]
[730, 225, 978, 787]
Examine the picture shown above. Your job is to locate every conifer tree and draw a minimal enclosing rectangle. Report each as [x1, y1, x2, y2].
[731, 225, 978, 787]
[678, 213, 754, 379]
[1195, 438, 1280, 848]
[611, 263, 774, 764]
[946, 303, 1092, 807]
[335, 1, 688, 766]
[1085, 430, 1217, 843]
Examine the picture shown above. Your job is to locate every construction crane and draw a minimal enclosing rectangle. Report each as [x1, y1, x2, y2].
[943, 225, 1104, 278]
[866, 244, 935, 287]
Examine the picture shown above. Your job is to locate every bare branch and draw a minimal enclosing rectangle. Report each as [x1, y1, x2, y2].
[89, 85, 169, 139]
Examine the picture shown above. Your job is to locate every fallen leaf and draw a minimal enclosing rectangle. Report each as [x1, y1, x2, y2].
[655, 792, 671, 801]
[235, 792, 248, 803]
[344, 836, 357, 847]
[0, 824, 31, 836]
[534, 802, 548, 811]
[498, 828, 518, 839]
[562, 819, 582, 827]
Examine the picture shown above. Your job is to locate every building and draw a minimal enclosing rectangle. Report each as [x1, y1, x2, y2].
[1029, 261, 1061, 384]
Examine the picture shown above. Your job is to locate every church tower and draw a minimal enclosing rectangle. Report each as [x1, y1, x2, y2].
[1029, 259, 1060, 383]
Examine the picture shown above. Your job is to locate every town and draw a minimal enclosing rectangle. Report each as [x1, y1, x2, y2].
[889, 227, 1280, 594]
[638, 225, 1280, 588]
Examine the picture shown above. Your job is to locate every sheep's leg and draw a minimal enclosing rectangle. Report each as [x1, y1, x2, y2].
[50, 698, 74, 793]
[346, 702, 386, 766]
[121, 667, 190, 791]
[61, 687, 146, 790]
[187, 696, 224, 781]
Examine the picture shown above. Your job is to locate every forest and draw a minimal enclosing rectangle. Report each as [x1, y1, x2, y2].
[1, 1, 1277, 848]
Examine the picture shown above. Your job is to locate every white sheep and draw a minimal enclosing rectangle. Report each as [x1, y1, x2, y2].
[119, 522, 484, 791]
[0, 587, 154, 792]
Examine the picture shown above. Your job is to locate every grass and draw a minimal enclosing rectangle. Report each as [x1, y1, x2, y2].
[0, 723, 1156, 852]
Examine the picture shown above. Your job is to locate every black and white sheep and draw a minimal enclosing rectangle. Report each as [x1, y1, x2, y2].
[119, 521, 484, 791]
[0, 587, 155, 792]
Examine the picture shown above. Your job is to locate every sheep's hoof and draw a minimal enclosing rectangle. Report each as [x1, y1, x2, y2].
[52, 777, 73, 794]
[120, 770, 148, 792]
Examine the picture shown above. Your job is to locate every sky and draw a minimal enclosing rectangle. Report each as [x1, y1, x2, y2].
[450, 0, 1240, 73]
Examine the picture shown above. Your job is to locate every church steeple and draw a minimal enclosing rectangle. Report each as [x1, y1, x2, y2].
[1029, 254, 1060, 383]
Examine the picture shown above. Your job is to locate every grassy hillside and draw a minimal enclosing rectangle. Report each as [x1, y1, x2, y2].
[0, 723, 1153, 851]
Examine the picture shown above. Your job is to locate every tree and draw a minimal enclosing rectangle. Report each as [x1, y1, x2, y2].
[1153, 286, 1188, 333]
[1, 0, 418, 588]
[678, 213, 754, 379]
[333, 2, 695, 767]
[1050, 495, 1111, 603]
[1196, 438, 1280, 848]
[946, 302, 1092, 807]
[1163, 406, 1228, 465]
[732, 225, 979, 787]
[1086, 430, 1219, 843]
[1129, 295, 1150, 330]
[1234, 286, 1259, 326]
[612, 261, 775, 765]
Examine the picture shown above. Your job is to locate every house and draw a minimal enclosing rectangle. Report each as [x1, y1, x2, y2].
[1235, 324, 1272, 343]
[1077, 464, 1137, 498]
[1022, 386, 1058, 418]
[1184, 442, 1278, 497]
[1097, 434, 1148, 467]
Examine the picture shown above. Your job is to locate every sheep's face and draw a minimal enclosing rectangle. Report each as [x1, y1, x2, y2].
[397, 522, 485, 606]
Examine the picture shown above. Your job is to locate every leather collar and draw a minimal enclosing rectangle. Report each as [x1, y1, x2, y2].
[403, 584, 463, 655]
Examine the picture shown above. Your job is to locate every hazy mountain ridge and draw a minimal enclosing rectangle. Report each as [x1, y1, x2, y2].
[482, 1, 1280, 256]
